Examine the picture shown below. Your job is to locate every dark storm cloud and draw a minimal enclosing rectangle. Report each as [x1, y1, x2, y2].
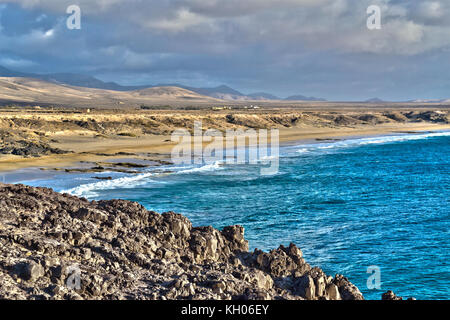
[0, 0, 450, 100]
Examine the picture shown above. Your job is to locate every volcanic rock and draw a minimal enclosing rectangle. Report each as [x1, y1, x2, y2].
[0, 183, 365, 300]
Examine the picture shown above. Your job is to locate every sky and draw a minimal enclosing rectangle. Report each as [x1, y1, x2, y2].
[0, 0, 450, 101]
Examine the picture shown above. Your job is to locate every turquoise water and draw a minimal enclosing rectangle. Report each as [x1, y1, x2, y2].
[15, 131, 450, 300]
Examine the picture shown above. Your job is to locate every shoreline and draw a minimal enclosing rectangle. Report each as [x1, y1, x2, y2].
[0, 182, 369, 300]
[2, 123, 449, 185]
[1, 122, 449, 175]
[1, 124, 445, 300]
[277, 123, 450, 146]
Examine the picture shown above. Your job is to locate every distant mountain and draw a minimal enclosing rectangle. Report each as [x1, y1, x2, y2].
[247, 92, 281, 100]
[148, 84, 250, 100]
[182, 86, 325, 101]
[0, 77, 219, 108]
[193, 85, 244, 98]
[150, 85, 281, 101]
[40, 73, 147, 91]
[408, 98, 450, 103]
[0, 66, 30, 77]
[0, 65, 328, 102]
[284, 95, 327, 101]
[0, 66, 145, 91]
[173, 85, 247, 100]
[365, 98, 385, 103]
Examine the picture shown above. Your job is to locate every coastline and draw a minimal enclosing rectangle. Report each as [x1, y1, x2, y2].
[0, 182, 366, 300]
[1, 122, 449, 174]
[1, 121, 447, 300]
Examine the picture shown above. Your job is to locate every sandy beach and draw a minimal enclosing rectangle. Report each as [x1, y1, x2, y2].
[1, 107, 449, 173]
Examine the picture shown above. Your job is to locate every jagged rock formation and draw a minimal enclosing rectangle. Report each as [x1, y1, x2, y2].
[0, 183, 364, 300]
[0, 140, 69, 157]
[381, 290, 416, 301]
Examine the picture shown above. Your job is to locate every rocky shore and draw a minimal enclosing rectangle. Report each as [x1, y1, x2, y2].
[0, 183, 373, 300]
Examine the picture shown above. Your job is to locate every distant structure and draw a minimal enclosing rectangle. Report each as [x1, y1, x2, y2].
[211, 106, 231, 111]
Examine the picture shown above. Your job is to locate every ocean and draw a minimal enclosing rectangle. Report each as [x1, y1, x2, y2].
[9, 131, 450, 300]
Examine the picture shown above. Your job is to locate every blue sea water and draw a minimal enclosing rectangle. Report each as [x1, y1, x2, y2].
[12, 131, 450, 300]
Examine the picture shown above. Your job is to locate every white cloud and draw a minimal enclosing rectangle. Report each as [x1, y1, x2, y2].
[0, 57, 35, 67]
[2, 0, 450, 101]
[143, 8, 213, 33]
[43, 28, 54, 37]
[3, 0, 450, 55]
[0, 0, 122, 13]
[35, 13, 47, 22]
[419, 1, 443, 19]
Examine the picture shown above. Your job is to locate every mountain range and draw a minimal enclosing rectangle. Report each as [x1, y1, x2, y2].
[0, 66, 326, 102]
[0, 76, 222, 109]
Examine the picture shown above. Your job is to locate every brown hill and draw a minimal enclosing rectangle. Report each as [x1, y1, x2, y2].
[0, 77, 221, 108]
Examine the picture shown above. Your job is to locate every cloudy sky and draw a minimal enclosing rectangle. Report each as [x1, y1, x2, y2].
[0, 0, 450, 101]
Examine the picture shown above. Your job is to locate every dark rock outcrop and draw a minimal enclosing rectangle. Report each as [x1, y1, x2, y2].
[382, 290, 402, 300]
[0, 183, 364, 300]
[0, 140, 69, 157]
[381, 290, 416, 301]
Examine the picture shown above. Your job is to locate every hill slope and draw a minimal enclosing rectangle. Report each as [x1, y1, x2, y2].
[0, 66, 328, 102]
[0, 77, 221, 108]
